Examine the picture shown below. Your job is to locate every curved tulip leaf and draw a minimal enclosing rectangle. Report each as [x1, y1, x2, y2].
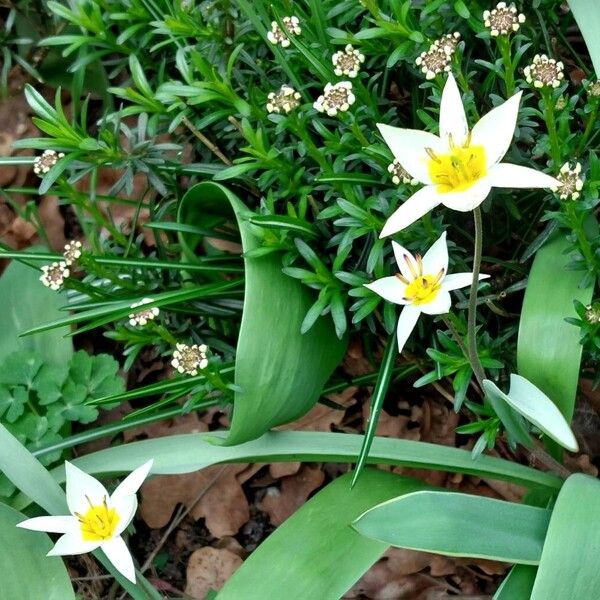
[217, 470, 428, 600]
[353, 491, 550, 564]
[178, 182, 347, 445]
[494, 565, 537, 600]
[567, 0, 600, 76]
[0, 502, 75, 600]
[517, 234, 593, 425]
[483, 376, 578, 452]
[0, 249, 73, 366]
[531, 474, 600, 598]
[13, 431, 562, 512]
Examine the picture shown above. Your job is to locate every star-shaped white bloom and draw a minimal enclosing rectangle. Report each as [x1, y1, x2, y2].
[365, 232, 488, 352]
[378, 74, 559, 237]
[17, 460, 153, 583]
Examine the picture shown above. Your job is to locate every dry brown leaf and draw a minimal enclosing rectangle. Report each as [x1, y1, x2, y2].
[258, 464, 324, 526]
[141, 464, 249, 537]
[124, 411, 208, 442]
[184, 547, 242, 599]
[269, 462, 301, 478]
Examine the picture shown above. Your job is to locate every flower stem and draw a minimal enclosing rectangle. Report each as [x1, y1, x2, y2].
[541, 88, 561, 166]
[576, 102, 598, 156]
[467, 207, 487, 388]
[497, 36, 514, 97]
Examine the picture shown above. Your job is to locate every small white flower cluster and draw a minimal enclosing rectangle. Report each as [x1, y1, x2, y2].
[266, 85, 302, 114]
[388, 160, 417, 186]
[524, 54, 564, 88]
[332, 44, 365, 78]
[171, 343, 208, 376]
[62, 240, 82, 266]
[483, 2, 526, 36]
[586, 304, 600, 325]
[267, 16, 301, 47]
[313, 81, 355, 116]
[128, 298, 160, 327]
[588, 80, 600, 99]
[33, 150, 64, 176]
[40, 240, 83, 291]
[551, 162, 584, 201]
[40, 261, 69, 291]
[415, 32, 461, 80]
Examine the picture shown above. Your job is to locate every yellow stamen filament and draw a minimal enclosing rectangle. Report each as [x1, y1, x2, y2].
[428, 144, 487, 193]
[75, 496, 120, 541]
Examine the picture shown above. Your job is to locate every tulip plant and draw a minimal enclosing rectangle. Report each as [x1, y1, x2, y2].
[0, 0, 600, 598]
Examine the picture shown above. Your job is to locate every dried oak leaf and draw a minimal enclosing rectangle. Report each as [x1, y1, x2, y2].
[257, 464, 325, 526]
[184, 546, 242, 599]
[141, 464, 250, 537]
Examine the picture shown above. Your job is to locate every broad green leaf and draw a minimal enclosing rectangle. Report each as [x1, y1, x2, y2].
[178, 182, 347, 445]
[494, 565, 537, 600]
[353, 491, 549, 564]
[16, 431, 561, 513]
[567, 0, 600, 76]
[217, 470, 428, 600]
[0, 422, 66, 514]
[0, 252, 73, 367]
[0, 502, 75, 600]
[483, 376, 578, 452]
[518, 235, 593, 424]
[531, 474, 600, 598]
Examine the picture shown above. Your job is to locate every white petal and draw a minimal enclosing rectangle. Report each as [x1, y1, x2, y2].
[111, 495, 138, 537]
[439, 73, 468, 147]
[102, 536, 136, 583]
[48, 532, 100, 556]
[392, 241, 417, 281]
[17, 515, 75, 534]
[488, 163, 560, 189]
[111, 460, 153, 501]
[65, 461, 110, 516]
[396, 305, 421, 353]
[380, 186, 442, 237]
[419, 291, 452, 315]
[438, 177, 492, 212]
[364, 277, 408, 305]
[470, 91, 522, 167]
[421, 231, 448, 276]
[377, 124, 444, 184]
[441, 272, 489, 292]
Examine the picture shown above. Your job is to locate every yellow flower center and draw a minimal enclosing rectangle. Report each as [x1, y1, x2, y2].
[76, 497, 120, 541]
[427, 143, 487, 193]
[403, 274, 442, 305]
[397, 254, 445, 306]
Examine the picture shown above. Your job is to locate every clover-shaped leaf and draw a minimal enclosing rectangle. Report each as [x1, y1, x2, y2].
[0, 385, 28, 423]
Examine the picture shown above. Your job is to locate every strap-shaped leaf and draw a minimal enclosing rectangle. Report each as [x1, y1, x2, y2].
[217, 470, 428, 600]
[353, 490, 550, 564]
[567, 0, 600, 76]
[531, 474, 600, 599]
[178, 182, 347, 445]
[0, 249, 73, 366]
[22, 430, 563, 509]
[494, 565, 537, 600]
[483, 376, 578, 452]
[517, 235, 593, 424]
[0, 502, 75, 600]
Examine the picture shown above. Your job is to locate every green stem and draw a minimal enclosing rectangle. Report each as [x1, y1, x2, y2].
[441, 315, 471, 366]
[467, 208, 487, 389]
[576, 102, 598, 155]
[351, 327, 398, 487]
[541, 88, 561, 165]
[497, 36, 515, 97]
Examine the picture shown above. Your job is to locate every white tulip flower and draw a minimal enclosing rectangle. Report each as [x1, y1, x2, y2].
[18, 460, 153, 583]
[365, 232, 488, 352]
[377, 74, 559, 237]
